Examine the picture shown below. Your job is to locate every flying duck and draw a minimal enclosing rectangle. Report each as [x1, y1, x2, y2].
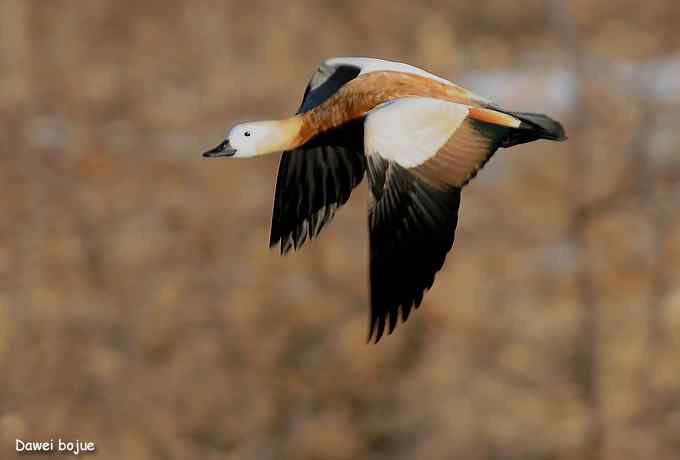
[203, 57, 566, 342]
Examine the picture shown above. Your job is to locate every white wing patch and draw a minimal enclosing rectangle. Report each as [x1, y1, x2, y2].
[364, 97, 469, 168]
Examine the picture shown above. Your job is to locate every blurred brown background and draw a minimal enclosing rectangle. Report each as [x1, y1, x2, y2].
[1, 1, 679, 459]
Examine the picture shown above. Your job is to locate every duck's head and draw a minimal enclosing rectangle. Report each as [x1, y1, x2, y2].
[203, 119, 302, 159]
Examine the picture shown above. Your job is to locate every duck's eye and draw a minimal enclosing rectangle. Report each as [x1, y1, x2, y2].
[244, 131, 251, 137]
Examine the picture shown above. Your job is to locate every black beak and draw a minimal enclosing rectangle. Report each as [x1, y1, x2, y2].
[202, 139, 237, 158]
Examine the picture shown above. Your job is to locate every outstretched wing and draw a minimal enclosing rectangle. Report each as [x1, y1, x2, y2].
[296, 62, 362, 115]
[367, 157, 462, 342]
[270, 61, 365, 253]
[365, 97, 513, 341]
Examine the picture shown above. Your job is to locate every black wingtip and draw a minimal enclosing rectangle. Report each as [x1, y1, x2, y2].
[366, 314, 382, 344]
[388, 310, 399, 335]
[366, 328, 384, 344]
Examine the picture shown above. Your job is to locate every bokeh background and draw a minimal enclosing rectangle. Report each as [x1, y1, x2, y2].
[1, 1, 679, 459]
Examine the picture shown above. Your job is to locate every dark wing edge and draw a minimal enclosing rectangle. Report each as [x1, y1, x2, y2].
[269, 61, 364, 254]
[367, 155, 462, 342]
[296, 61, 362, 114]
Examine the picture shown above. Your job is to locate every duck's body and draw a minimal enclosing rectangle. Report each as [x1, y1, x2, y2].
[204, 57, 566, 342]
[294, 70, 517, 145]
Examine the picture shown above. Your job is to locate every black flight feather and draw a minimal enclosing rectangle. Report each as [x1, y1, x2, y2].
[367, 158, 462, 342]
[270, 62, 365, 253]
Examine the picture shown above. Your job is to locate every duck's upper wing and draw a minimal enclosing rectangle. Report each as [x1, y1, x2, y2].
[365, 97, 516, 342]
[295, 61, 362, 114]
[270, 61, 365, 253]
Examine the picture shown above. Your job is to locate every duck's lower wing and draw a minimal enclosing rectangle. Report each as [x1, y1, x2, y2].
[270, 119, 365, 254]
[270, 61, 365, 254]
[365, 97, 515, 342]
[367, 156, 462, 342]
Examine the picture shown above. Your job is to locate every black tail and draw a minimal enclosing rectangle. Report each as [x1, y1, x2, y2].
[499, 111, 567, 148]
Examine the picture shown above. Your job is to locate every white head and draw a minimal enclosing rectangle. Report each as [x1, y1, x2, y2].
[203, 119, 302, 159]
